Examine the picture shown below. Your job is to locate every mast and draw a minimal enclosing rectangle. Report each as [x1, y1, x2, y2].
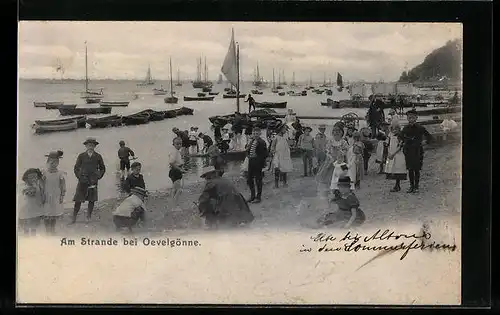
[204, 56, 208, 82]
[292, 72, 295, 85]
[272, 69, 275, 89]
[236, 43, 240, 113]
[84, 41, 88, 92]
[309, 73, 312, 86]
[169, 57, 174, 97]
[177, 69, 180, 83]
[278, 69, 281, 85]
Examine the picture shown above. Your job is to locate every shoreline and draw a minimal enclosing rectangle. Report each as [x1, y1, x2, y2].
[54, 140, 461, 235]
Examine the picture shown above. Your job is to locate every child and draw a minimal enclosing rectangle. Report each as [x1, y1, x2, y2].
[317, 176, 365, 229]
[220, 127, 231, 154]
[117, 140, 136, 179]
[349, 131, 365, 190]
[400, 109, 433, 193]
[19, 168, 45, 236]
[198, 132, 214, 154]
[314, 124, 328, 173]
[168, 137, 185, 212]
[189, 127, 199, 154]
[42, 151, 66, 235]
[123, 162, 145, 194]
[360, 127, 374, 175]
[298, 126, 315, 176]
[375, 131, 388, 174]
[270, 124, 293, 188]
[385, 123, 407, 192]
[112, 187, 148, 234]
[207, 141, 225, 175]
[330, 151, 349, 201]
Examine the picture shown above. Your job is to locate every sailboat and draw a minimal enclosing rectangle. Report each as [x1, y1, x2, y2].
[281, 70, 287, 86]
[137, 64, 155, 86]
[252, 63, 263, 87]
[290, 72, 296, 87]
[175, 69, 182, 86]
[337, 72, 344, 92]
[276, 69, 283, 90]
[80, 41, 104, 104]
[164, 57, 179, 104]
[271, 69, 278, 93]
[202, 57, 213, 92]
[192, 57, 212, 89]
[217, 74, 223, 84]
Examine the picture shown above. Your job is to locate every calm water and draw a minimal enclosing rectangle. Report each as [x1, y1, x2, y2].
[18, 79, 407, 203]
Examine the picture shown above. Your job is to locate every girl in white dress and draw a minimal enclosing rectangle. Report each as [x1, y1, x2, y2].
[385, 124, 407, 192]
[270, 125, 293, 188]
[18, 168, 45, 236]
[42, 151, 66, 235]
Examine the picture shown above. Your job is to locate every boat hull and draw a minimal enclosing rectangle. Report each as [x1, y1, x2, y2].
[99, 101, 130, 107]
[222, 94, 246, 99]
[183, 96, 215, 101]
[255, 101, 287, 109]
[33, 120, 78, 134]
[46, 104, 76, 110]
[208, 92, 219, 96]
[122, 114, 150, 126]
[164, 96, 179, 104]
[59, 107, 112, 116]
[86, 116, 123, 128]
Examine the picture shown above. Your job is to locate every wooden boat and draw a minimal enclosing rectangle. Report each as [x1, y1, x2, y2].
[163, 109, 178, 118]
[174, 107, 195, 116]
[99, 101, 130, 107]
[85, 115, 123, 128]
[250, 89, 263, 95]
[35, 115, 86, 128]
[208, 92, 219, 96]
[222, 93, 246, 99]
[202, 87, 212, 92]
[140, 110, 165, 121]
[224, 87, 231, 92]
[34, 101, 64, 108]
[164, 58, 179, 104]
[137, 65, 155, 86]
[184, 96, 215, 101]
[46, 103, 77, 110]
[255, 101, 287, 109]
[164, 96, 179, 104]
[59, 107, 112, 116]
[278, 92, 285, 96]
[153, 90, 168, 96]
[122, 113, 150, 126]
[83, 96, 104, 104]
[412, 106, 461, 116]
[197, 92, 207, 97]
[33, 120, 78, 134]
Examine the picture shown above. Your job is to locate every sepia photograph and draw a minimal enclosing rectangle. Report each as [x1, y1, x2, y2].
[17, 21, 463, 305]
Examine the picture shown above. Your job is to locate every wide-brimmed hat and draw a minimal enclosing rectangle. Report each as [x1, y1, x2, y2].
[83, 137, 99, 146]
[338, 176, 352, 187]
[304, 126, 313, 132]
[318, 124, 327, 129]
[406, 109, 418, 116]
[45, 150, 64, 159]
[22, 168, 43, 182]
[200, 167, 222, 178]
[130, 186, 148, 197]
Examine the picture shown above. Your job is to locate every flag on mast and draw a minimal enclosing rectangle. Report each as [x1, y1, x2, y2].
[221, 28, 238, 88]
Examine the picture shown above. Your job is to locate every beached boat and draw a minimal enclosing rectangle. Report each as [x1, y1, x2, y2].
[34, 101, 65, 108]
[85, 115, 123, 128]
[255, 101, 287, 109]
[122, 113, 150, 126]
[250, 89, 263, 95]
[59, 107, 112, 116]
[33, 102, 48, 108]
[137, 109, 165, 121]
[197, 92, 207, 97]
[163, 109, 178, 118]
[33, 120, 78, 134]
[278, 92, 285, 96]
[174, 107, 195, 116]
[99, 101, 130, 107]
[222, 93, 246, 99]
[46, 103, 77, 110]
[412, 106, 461, 116]
[184, 96, 215, 102]
[208, 92, 220, 96]
[35, 115, 86, 128]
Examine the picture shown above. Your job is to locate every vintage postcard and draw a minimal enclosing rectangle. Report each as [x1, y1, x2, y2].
[17, 21, 462, 305]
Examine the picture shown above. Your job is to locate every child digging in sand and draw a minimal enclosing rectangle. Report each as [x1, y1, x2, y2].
[18, 168, 45, 236]
[112, 187, 148, 234]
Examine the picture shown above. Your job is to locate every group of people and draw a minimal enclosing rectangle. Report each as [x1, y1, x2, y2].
[19, 102, 436, 235]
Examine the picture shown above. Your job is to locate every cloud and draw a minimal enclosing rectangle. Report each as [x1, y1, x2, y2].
[18, 21, 462, 82]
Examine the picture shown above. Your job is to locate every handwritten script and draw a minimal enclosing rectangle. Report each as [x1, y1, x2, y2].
[299, 229, 457, 260]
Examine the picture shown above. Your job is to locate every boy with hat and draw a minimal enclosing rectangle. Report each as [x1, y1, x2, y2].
[400, 109, 433, 193]
[70, 137, 106, 224]
[198, 166, 254, 229]
[245, 127, 268, 203]
[42, 150, 66, 234]
[314, 124, 328, 172]
[112, 187, 148, 234]
[198, 132, 214, 154]
[298, 126, 315, 177]
[123, 162, 145, 194]
[117, 140, 136, 180]
[189, 126, 200, 154]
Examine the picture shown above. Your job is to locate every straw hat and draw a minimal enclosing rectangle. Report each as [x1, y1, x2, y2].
[83, 137, 99, 146]
[45, 150, 63, 159]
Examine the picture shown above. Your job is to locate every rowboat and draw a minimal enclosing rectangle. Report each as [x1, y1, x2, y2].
[33, 120, 78, 134]
[58, 107, 112, 116]
[163, 109, 178, 118]
[122, 113, 150, 126]
[197, 92, 207, 97]
[35, 115, 87, 128]
[99, 101, 130, 107]
[250, 90, 263, 95]
[411, 106, 461, 116]
[184, 96, 215, 101]
[208, 92, 220, 96]
[153, 89, 168, 96]
[46, 103, 77, 110]
[255, 101, 287, 109]
[86, 115, 123, 128]
[164, 96, 179, 104]
[222, 93, 246, 99]
[33, 101, 64, 108]
[173, 107, 195, 116]
[202, 87, 212, 93]
[278, 92, 285, 96]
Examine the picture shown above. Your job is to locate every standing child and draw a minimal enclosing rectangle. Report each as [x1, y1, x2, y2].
[298, 126, 315, 177]
[400, 109, 433, 193]
[118, 140, 136, 180]
[18, 168, 45, 236]
[168, 137, 185, 212]
[112, 187, 148, 234]
[314, 124, 328, 174]
[317, 176, 365, 229]
[123, 162, 146, 194]
[189, 127, 199, 154]
[360, 127, 374, 175]
[375, 131, 388, 174]
[349, 131, 365, 190]
[198, 132, 214, 154]
[270, 125, 293, 188]
[42, 151, 66, 235]
[385, 123, 407, 192]
[220, 127, 231, 154]
[330, 151, 349, 201]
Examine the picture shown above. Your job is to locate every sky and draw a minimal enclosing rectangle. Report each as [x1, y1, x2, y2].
[18, 22, 462, 83]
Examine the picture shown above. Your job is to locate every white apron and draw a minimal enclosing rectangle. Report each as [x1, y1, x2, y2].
[384, 134, 406, 174]
[272, 135, 293, 173]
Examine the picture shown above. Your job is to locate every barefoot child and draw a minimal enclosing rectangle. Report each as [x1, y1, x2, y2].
[168, 137, 185, 212]
[317, 176, 365, 229]
[42, 151, 66, 235]
[270, 124, 293, 188]
[123, 162, 145, 194]
[19, 168, 45, 236]
[118, 140, 135, 179]
[385, 123, 407, 192]
[375, 123, 389, 174]
[298, 126, 315, 176]
[189, 127, 200, 154]
[112, 187, 148, 234]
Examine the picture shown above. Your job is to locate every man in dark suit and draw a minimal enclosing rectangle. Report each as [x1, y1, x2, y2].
[70, 137, 106, 224]
[245, 127, 268, 203]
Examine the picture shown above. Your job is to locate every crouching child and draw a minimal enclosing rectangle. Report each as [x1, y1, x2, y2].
[112, 187, 148, 234]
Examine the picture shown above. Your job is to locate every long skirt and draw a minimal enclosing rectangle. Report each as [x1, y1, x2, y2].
[385, 152, 408, 180]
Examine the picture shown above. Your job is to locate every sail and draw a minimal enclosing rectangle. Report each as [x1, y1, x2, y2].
[221, 28, 238, 87]
[337, 73, 343, 87]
